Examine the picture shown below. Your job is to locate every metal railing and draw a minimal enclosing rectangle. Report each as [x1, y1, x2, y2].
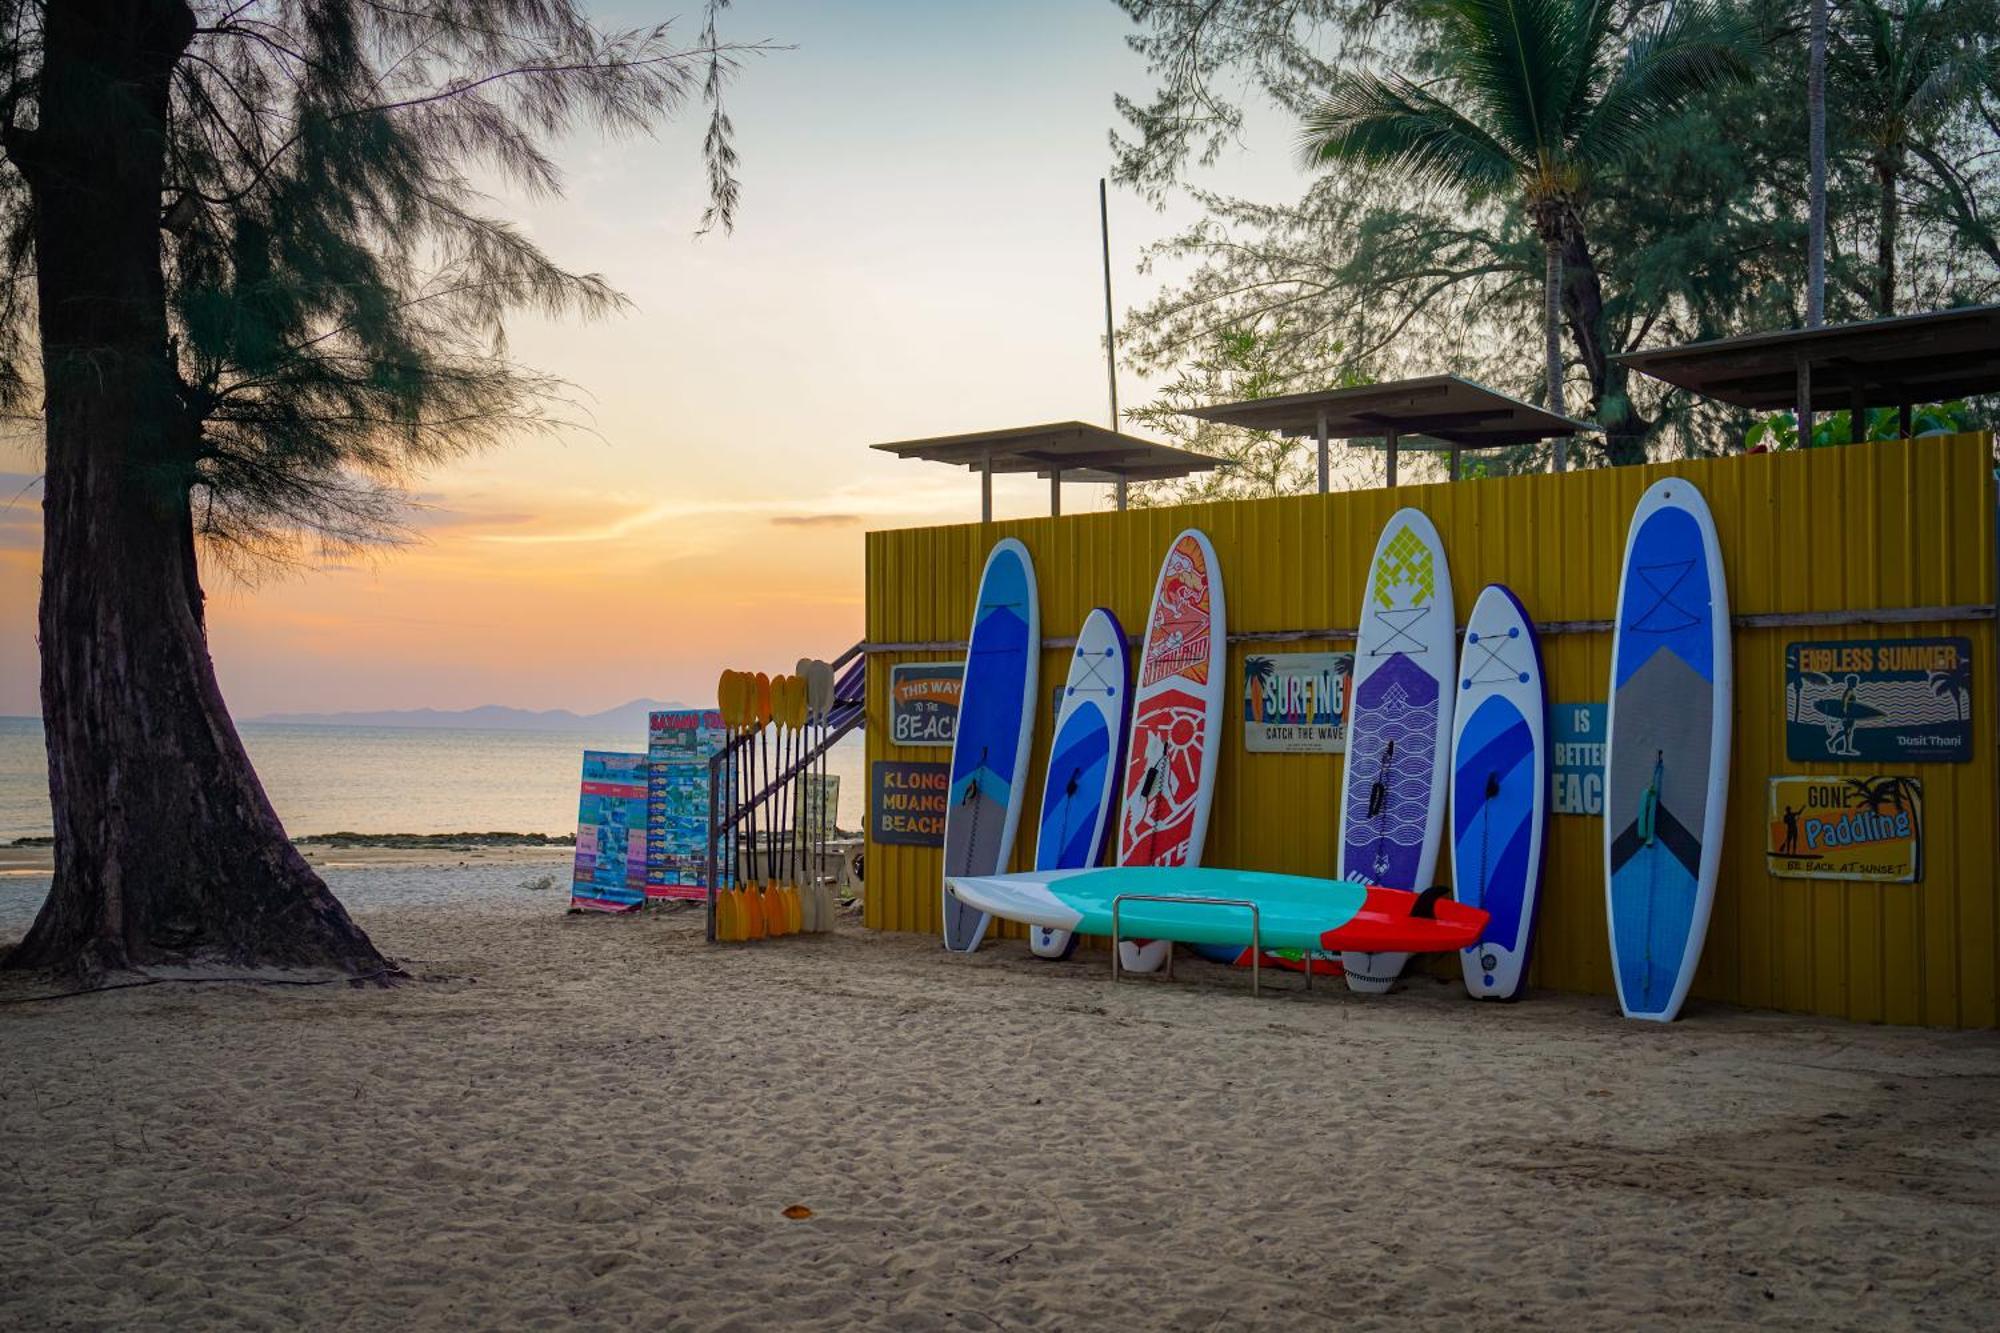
[1110, 894, 1268, 997]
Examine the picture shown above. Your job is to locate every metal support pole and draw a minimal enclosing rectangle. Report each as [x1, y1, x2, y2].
[1316, 407, 1330, 495]
[1110, 894, 1265, 997]
[1385, 428, 1400, 489]
[1450, 445, 1462, 481]
[1899, 401, 1913, 441]
[1851, 385, 1868, 444]
[1050, 468, 1062, 517]
[705, 749, 720, 942]
[1797, 359, 1814, 446]
[981, 450, 993, 523]
[1115, 478, 1128, 511]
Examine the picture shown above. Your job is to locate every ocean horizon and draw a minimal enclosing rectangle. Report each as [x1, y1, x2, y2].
[0, 715, 864, 843]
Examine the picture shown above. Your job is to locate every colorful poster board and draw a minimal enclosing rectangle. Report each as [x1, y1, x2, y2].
[889, 662, 963, 747]
[1766, 775, 1923, 883]
[871, 760, 948, 847]
[1241, 651, 1352, 753]
[573, 751, 649, 912]
[1785, 638, 1973, 763]
[646, 709, 733, 899]
[1550, 701, 1607, 815]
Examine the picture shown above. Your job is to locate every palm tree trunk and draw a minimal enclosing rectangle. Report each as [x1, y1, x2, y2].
[1875, 151, 1901, 317]
[1544, 237, 1565, 470]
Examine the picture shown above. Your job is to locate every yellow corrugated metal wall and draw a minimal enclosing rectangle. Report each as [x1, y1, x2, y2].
[864, 433, 1999, 1027]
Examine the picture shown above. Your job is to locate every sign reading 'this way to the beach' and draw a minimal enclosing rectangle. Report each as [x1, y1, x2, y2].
[870, 760, 949, 847]
[889, 663, 964, 748]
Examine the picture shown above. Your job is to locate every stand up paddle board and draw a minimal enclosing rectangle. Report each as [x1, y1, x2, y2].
[1338, 508, 1455, 993]
[1451, 584, 1547, 1001]
[1606, 478, 1730, 1021]
[1116, 529, 1226, 974]
[1029, 608, 1131, 959]
[941, 538, 1040, 952]
[950, 866, 1487, 955]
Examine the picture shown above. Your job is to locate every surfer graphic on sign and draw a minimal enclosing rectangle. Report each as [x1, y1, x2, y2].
[1816, 672, 1880, 757]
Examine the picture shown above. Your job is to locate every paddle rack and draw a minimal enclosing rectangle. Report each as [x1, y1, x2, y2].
[1110, 894, 1275, 998]
[703, 644, 867, 943]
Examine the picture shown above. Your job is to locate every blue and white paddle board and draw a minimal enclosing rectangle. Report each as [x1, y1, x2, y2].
[1029, 608, 1131, 959]
[941, 538, 1040, 952]
[1338, 507, 1455, 992]
[1605, 478, 1731, 1021]
[1451, 584, 1547, 1001]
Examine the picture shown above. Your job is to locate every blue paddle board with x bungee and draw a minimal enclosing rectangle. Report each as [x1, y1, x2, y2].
[1450, 584, 1547, 1001]
[1605, 478, 1731, 1021]
[1029, 608, 1131, 959]
[940, 538, 1040, 952]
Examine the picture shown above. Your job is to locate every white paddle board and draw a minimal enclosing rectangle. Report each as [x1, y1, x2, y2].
[1029, 608, 1131, 959]
[1450, 584, 1547, 1000]
[1338, 507, 1454, 993]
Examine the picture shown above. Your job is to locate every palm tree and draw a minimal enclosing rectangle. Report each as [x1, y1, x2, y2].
[1929, 656, 1973, 720]
[1836, 0, 1994, 316]
[1245, 655, 1276, 722]
[1297, 0, 1751, 468]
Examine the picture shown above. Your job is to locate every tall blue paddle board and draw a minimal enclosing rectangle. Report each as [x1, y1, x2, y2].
[1450, 584, 1547, 1001]
[941, 538, 1040, 952]
[1605, 479, 1731, 1021]
[1029, 608, 1131, 960]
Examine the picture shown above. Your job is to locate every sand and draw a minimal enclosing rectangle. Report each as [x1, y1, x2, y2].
[3, 862, 1999, 1330]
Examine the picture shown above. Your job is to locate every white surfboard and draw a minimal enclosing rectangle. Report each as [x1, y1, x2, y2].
[1450, 584, 1547, 1001]
[1338, 507, 1455, 993]
[1605, 478, 1730, 1021]
[1029, 608, 1131, 959]
[1115, 529, 1227, 974]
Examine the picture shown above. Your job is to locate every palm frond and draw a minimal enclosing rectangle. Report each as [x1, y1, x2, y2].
[1299, 73, 1520, 200]
[1574, 0, 1755, 170]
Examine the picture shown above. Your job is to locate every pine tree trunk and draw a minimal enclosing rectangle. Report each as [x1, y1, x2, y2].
[4, 0, 390, 983]
[1544, 236, 1566, 470]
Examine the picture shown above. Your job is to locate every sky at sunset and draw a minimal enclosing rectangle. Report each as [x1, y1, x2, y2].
[0, 1, 1299, 718]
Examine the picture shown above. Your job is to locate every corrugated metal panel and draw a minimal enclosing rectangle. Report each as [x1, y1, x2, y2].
[864, 434, 1999, 1026]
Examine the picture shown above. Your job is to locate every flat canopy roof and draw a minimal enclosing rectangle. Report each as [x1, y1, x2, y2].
[868, 421, 1226, 483]
[1616, 305, 2000, 411]
[1181, 374, 1596, 448]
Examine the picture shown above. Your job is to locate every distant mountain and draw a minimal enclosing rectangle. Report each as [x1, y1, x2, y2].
[250, 698, 686, 734]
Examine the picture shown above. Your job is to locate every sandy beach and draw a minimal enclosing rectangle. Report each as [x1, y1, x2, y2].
[4, 860, 1999, 1330]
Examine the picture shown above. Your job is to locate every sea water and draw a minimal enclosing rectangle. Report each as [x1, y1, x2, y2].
[0, 716, 866, 842]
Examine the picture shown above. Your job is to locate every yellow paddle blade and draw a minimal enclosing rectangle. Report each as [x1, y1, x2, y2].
[754, 672, 773, 727]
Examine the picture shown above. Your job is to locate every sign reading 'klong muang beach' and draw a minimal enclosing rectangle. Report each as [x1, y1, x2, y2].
[870, 760, 949, 847]
[1766, 776, 1923, 883]
[1241, 651, 1352, 753]
[888, 662, 963, 747]
[1785, 637, 1972, 763]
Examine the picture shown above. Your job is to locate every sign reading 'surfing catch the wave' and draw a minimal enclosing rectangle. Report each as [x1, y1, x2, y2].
[1242, 651, 1352, 753]
[1767, 776, 1923, 883]
[1785, 638, 1972, 763]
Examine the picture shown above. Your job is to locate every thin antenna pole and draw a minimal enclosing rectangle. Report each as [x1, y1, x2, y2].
[1100, 178, 1126, 511]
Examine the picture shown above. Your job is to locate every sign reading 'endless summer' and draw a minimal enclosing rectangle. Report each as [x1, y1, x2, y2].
[1785, 637, 1973, 763]
[1241, 651, 1352, 753]
[1550, 701, 1607, 815]
[870, 760, 949, 847]
[1766, 775, 1923, 883]
[889, 662, 964, 747]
